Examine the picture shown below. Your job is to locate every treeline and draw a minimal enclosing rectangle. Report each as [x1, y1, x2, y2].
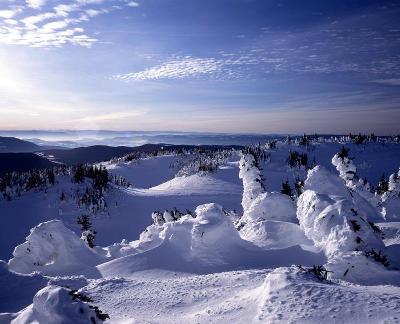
[173, 149, 233, 177]
[0, 166, 68, 201]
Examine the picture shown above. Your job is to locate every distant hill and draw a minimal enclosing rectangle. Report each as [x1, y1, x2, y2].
[40, 143, 244, 165]
[0, 143, 245, 175]
[0, 137, 42, 153]
[41, 145, 139, 165]
[0, 153, 56, 176]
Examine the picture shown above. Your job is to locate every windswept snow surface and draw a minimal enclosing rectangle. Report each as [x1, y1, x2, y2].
[1, 141, 400, 323]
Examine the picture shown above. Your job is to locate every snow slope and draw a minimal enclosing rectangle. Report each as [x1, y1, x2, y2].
[79, 266, 400, 324]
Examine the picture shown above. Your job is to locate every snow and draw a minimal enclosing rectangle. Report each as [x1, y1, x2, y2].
[242, 192, 297, 223]
[131, 173, 242, 196]
[97, 203, 324, 278]
[1, 140, 400, 323]
[8, 220, 106, 276]
[382, 168, 400, 221]
[8, 285, 103, 324]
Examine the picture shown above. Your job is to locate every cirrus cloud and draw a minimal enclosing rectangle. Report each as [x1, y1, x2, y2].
[114, 57, 225, 81]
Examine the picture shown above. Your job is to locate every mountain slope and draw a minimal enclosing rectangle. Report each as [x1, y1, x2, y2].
[0, 137, 41, 153]
[0, 153, 56, 177]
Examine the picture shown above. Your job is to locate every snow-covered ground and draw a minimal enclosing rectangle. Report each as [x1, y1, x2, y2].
[1, 140, 400, 323]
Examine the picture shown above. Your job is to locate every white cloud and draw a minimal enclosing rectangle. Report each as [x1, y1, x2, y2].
[26, 0, 46, 9]
[127, 2, 139, 7]
[0, 0, 130, 48]
[42, 20, 69, 31]
[114, 57, 224, 81]
[0, 9, 19, 19]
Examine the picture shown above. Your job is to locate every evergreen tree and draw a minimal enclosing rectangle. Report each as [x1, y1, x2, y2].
[337, 146, 350, 160]
[299, 134, 309, 146]
[46, 169, 55, 185]
[77, 214, 91, 231]
[281, 179, 293, 197]
[295, 177, 304, 197]
[376, 174, 389, 195]
[77, 214, 96, 248]
[73, 165, 85, 183]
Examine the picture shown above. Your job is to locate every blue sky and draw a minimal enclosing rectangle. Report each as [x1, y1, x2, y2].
[0, 0, 399, 134]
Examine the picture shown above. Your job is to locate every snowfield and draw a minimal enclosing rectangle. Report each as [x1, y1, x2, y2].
[1, 139, 400, 323]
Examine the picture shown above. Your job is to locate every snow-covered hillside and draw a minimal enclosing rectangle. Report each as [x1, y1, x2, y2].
[1, 138, 400, 323]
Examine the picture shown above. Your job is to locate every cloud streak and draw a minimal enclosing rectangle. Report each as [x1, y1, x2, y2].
[114, 57, 224, 81]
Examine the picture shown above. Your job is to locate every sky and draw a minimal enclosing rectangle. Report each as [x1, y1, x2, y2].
[0, 0, 400, 135]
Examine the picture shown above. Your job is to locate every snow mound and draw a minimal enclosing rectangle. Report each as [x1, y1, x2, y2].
[8, 220, 105, 276]
[138, 174, 242, 196]
[242, 192, 297, 223]
[303, 165, 350, 197]
[238, 152, 302, 248]
[98, 203, 325, 277]
[10, 285, 105, 324]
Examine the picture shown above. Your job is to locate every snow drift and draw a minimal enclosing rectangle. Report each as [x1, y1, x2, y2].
[238, 152, 302, 248]
[98, 203, 325, 277]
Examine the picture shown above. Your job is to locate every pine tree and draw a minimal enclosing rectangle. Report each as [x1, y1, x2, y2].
[77, 215, 96, 248]
[281, 180, 293, 197]
[77, 214, 91, 231]
[295, 177, 304, 196]
[46, 169, 55, 185]
[376, 174, 389, 195]
[73, 165, 85, 183]
[337, 146, 349, 160]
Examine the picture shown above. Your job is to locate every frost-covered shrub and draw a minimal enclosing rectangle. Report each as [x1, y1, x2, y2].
[242, 144, 268, 163]
[8, 220, 104, 275]
[297, 190, 385, 258]
[381, 168, 400, 221]
[297, 166, 392, 282]
[151, 208, 194, 225]
[332, 148, 357, 184]
[174, 150, 232, 177]
[239, 153, 265, 211]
